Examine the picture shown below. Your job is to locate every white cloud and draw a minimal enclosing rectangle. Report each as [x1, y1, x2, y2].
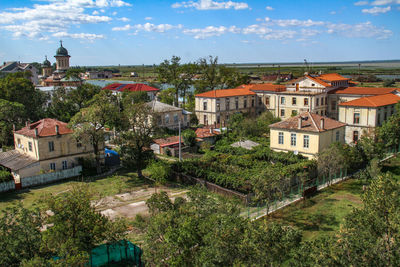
[265, 6, 274, 10]
[354, 1, 369, 5]
[264, 17, 325, 27]
[362, 6, 391, 14]
[330, 11, 336, 14]
[183, 25, 239, 39]
[172, 0, 249, 10]
[145, 17, 153, 20]
[370, 0, 400, 5]
[0, 0, 130, 40]
[118, 17, 130, 22]
[134, 23, 181, 33]
[112, 11, 117, 15]
[112, 24, 133, 31]
[326, 21, 392, 39]
[52, 31, 105, 40]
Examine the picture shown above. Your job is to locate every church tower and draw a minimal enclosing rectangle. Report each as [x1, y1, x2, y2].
[42, 56, 52, 77]
[54, 40, 70, 71]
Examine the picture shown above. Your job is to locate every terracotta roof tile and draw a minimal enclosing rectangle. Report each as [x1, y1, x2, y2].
[305, 75, 331, 87]
[339, 93, 400, 107]
[195, 128, 220, 138]
[195, 87, 256, 98]
[153, 136, 182, 147]
[15, 118, 73, 138]
[102, 83, 159, 92]
[329, 86, 397, 96]
[269, 112, 346, 132]
[238, 83, 286, 92]
[318, 73, 350, 81]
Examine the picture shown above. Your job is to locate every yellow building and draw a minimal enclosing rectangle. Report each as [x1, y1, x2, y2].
[0, 118, 98, 184]
[269, 112, 346, 159]
[338, 93, 400, 143]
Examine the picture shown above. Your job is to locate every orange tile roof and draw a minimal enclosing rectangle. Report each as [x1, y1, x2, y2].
[15, 118, 73, 138]
[318, 73, 350, 82]
[339, 93, 400, 108]
[195, 128, 220, 138]
[305, 75, 331, 87]
[153, 136, 182, 147]
[244, 83, 286, 92]
[269, 112, 346, 132]
[195, 87, 256, 98]
[329, 86, 397, 96]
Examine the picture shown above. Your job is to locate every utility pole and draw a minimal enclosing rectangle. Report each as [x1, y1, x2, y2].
[178, 119, 182, 161]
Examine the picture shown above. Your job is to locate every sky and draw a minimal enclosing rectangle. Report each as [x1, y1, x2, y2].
[0, 0, 399, 66]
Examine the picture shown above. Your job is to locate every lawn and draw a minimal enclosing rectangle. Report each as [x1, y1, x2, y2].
[0, 168, 151, 213]
[266, 178, 364, 241]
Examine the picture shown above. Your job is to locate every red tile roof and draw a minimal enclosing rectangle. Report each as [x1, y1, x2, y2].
[102, 83, 159, 92]
[305, 75, 331, 87]
[269, 112, 346, 132]
[195, 128, 221, 138]
[195, 87, 256, 98]
[153, 136, 182, 147]
[236, 83, 286, 92]
[339, 93, 400, 108]
[15, 118, 73, 137]
[318, 73, 350, 82]
[329, 86, 397, 96]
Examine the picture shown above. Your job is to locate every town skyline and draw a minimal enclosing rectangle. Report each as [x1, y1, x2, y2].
[1, 0, 400, 66]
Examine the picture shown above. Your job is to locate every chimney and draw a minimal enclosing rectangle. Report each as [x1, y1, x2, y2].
[25, 121, 28, 127]
[210, 126, 213, 134]
[55, 125, 59, 135]
[320, 118, 325, 130]
[298, 117, 302, 129]
[35, 128, 38, 137]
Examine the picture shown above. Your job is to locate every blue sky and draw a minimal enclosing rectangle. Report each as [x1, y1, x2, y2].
[0, 0, 399, 66]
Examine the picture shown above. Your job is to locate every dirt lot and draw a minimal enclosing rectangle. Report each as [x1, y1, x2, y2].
[95, 186, 188, 220]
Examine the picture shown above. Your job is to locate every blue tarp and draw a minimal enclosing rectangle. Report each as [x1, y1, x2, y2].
[105, 148, 119, 156]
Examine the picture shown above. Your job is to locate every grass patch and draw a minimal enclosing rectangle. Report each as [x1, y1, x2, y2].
[0, 168, 151, 213]
[265, 179, 363, 241]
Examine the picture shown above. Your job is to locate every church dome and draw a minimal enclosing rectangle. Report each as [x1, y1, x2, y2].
[55, 41, 69, 57]
[42, 56, 51, 67]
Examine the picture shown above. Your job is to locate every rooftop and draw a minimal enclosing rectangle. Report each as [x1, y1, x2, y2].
[239, 83, 286, 92]
[339, 93, 400, 108]
[153, 136, 182, 147]
[102, 83, 159, 92]
[270, 112, 346, 132]
[329, 86, 397, 96]
[0, 150, 38, 171]
[195, 127, 221, 139]
[147, 100, 182, 113]
[230, 140, 260, 150]
[195, 87, 256, 98]
[318, 73, 350, 82]
[15, 118, 73, 138]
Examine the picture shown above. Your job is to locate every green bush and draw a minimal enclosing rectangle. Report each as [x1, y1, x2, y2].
[0, 170, 13, 183]
[147, 161, 172, 184]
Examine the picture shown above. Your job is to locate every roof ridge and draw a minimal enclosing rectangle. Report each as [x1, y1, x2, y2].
[308, 112, 320, 132]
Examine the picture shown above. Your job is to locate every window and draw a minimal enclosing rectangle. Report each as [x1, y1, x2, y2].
[311, 83, 315, 86]
[217, 115, 220, 124]
[62, 160, 68, 170]
[336, 131, 340, 141]
[377, 114, 381, 125]
[216, 99, 220, 111]
[278, 132, 284, 145]
[291, 133, 296, 146]
[235, 97, 239, 110]
[384, 112, 387, 121]
[325, 97, 328, 105]
[244, 97, 247, 108]
[316, 98, 319, 106]
[353, 131, 359, 143]
[265, 97, 270, 106]
[204, 115, 208, 125]
[331, 100, 337, 111]
[303, 135, 309, 148]
[203, 101, 207, 111]
[50, 163, 56, 171]
[304, 98, 309, 106]
[281, 97, 286, 105]
[258, 97, 262, 105]
[77, 141, 82, 148]
[165, 114, 170, 124]
[174, 114, 178, 123]
[321, 97, 324, 106]
[280, 109, 285, 117]
[226, 98, 230, 110]
[292, 97, 297, 105]
[28, 142, 32, 152]
[184, 114, 187, 122]
[353, 112, 360, 124]
[251, 97, 255, 107]
[48, 141, 54, 152]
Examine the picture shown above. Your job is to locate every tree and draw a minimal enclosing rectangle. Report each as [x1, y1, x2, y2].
[0, 205, 44, 267]
[41, 185, 126, 264]
[378, 102, 400, 149]
[121, 91, 149, 105]
[0, 99, 25, 147]
[383, 79, 396, 87]
[69, 90, 119, 173]
[65, 68, 83, 79]
[182, 129, 196, 147]
[158, 87, 175, 105]
[317, 144, 346, 184]
[0, 72, 47, 121]
[118, 102, 157, 177]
